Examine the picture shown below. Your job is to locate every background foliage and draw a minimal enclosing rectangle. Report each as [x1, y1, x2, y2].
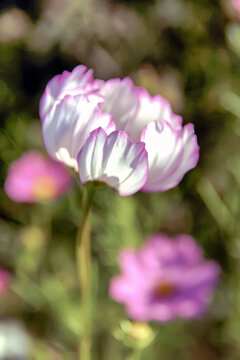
[0, 0, 240, 358]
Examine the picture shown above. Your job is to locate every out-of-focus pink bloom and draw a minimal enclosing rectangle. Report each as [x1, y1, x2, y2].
[109, 234, 220, 322]
[231, 0, 240, 15]
[39, 65, 101, 119]
[0, 269, 9, 295]
[4, 151, 72, 203]
[40, 65, 199, 195]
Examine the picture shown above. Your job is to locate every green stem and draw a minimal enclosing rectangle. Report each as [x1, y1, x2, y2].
[76, 185, 96, 360]
[128, 348, 143, 360]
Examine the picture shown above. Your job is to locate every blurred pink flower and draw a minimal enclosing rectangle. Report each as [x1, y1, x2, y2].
[0, 269, 9, 295]
[4, 151, 72, 203]
[40, 65, 199, 195]
[231, 0, 240, 15]
[109, 234, 220, 322]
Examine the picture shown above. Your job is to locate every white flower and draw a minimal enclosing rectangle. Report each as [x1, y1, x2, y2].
[40, 66, 199, 195]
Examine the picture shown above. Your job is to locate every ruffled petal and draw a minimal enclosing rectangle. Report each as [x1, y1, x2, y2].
[141, 120, 199, 192]
[130, 89, 183, 141]
[101, 80, 183, 142]
[42, 94, 115, 170]
[100, 77, 139, 133]
[77, 128, 148, 196]
[40, 65, 97, 119]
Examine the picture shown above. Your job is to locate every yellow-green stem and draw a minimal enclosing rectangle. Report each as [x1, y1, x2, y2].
[128, 348, 143, 360]
[76, 185, 95, 360]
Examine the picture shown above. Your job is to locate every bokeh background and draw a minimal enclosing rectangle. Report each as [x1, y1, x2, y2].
[0, 0, 240, 359]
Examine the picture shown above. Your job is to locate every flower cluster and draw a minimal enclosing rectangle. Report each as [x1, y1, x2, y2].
[109, 234, 220, 322]
[4, 151, 72, 203]
[40, 65, 199, 196]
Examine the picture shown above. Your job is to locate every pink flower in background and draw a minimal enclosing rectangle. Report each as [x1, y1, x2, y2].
[231, 0, 240, 15]
[0, 269, 10, 295]
[40, 65, 199, 195]
[4, 151, 72, 203]
[109, 234, 220, 322]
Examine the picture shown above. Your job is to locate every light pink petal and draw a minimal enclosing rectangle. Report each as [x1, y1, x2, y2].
[178, 262, 221, 291]
[174, 234, 204, 265]
[165, 123, 200, 186]
[149, 123, 199, 191]
[141, 120, 183, 192]
[118, 250, 144, 278]
[175, 298, 206, 318]
[141, 121, 199, 192]
[141, 234, 203, 268]
[109, 276, 139, 302]
[42, 94, 115, 170]
[145, 303, 177, 322]
[101, 77, 139, 134]
[39, 65, 97, 119]
[130, 89, 182, 141]
[139, 235, 178, 269]
[77, 128, 148, 196]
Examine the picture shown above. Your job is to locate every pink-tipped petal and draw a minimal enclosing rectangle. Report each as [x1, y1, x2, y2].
[77, 128, 148, 196]
[39, 65, 96, 119]
[77, 127, 107, 183]
[130, 89, 183, 141]
[141, 121, 199, 192]
[42, 94, 115, 170]
[101, 77, 139, 133]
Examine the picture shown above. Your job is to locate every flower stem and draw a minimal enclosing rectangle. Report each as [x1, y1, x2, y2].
[128, 348, 143, 360]
[76, 185, 96, 360]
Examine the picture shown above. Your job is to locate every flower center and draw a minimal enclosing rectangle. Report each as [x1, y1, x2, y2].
[32, 176, 57, 201]
[153, 280, 176, 297]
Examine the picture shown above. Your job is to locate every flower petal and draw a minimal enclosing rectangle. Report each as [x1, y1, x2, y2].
[101, 80, 182, 142]
[39, 65, 97, 119]
[42, 94, 115, 170]
[141, 120, 199, 192]
[101, 77, 139, 133]
[77, 128, 148, 196]
[131, 89, 183, 141]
